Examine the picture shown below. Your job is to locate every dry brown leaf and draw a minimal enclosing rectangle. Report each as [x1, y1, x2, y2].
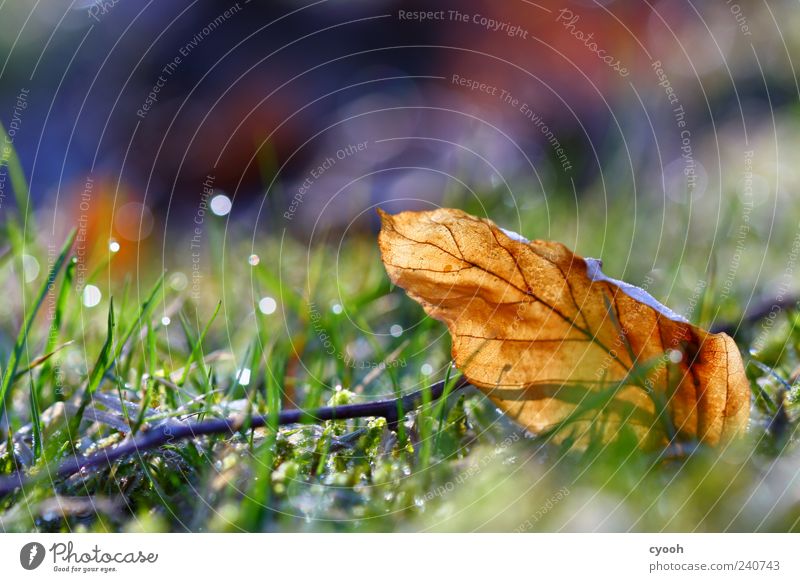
[378, 208, 750, 448]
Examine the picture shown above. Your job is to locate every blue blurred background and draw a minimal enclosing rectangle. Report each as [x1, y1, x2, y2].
[1, 0, 798, 302]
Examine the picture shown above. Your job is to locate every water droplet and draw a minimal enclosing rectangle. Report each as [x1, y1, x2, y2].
[161, 316, 171, 326]
[82, 285, 102, 308]
[668, 349, 683, 364]
[389, 324, 403, 338]
[210, 193, 232, 216]
[169, 272, 188, 291]
[109, 240, 120, 253]
[237, 368, 252, 386]
[21, 254, 39, 282]
[331, 303, 343, 315]
[248, 254, 260, 266]
[258, 296, 277, 315]
[421, 363, 433, 376]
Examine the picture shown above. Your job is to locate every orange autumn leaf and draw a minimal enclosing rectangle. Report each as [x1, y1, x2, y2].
[378, 208, 750, 448]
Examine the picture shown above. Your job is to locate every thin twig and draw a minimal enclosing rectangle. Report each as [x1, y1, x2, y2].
[0, 377, 468, 498]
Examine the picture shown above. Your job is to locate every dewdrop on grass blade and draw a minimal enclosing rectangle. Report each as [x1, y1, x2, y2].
[82, 285, 102, 308]
[258, 297, 277, 315]
[21, 255, 39, 283]
[236, 368, 251, 386]
[169, 272, 188, 291]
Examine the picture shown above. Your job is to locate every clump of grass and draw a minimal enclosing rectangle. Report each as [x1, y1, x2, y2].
[0, 146, 799, 531]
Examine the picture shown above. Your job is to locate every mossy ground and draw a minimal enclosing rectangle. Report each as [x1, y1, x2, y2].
[1, 191, 798, 532]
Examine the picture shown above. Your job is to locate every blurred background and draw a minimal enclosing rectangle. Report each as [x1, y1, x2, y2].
[4, 0, 800, 534]
[1, 0, 798, 324]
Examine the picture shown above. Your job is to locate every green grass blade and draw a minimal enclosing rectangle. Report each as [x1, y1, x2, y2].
[71, 276, 164, 434]
[0, 121, 34, 231]
[178, 301, 221, 387]
[70, 299, 116, 435]
[87, 297, 116, 395]
[28, 376, 42, 462]
[0, 229, 75, 415]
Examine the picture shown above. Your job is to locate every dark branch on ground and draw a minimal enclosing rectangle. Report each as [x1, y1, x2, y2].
[0, 377, 469, 499]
